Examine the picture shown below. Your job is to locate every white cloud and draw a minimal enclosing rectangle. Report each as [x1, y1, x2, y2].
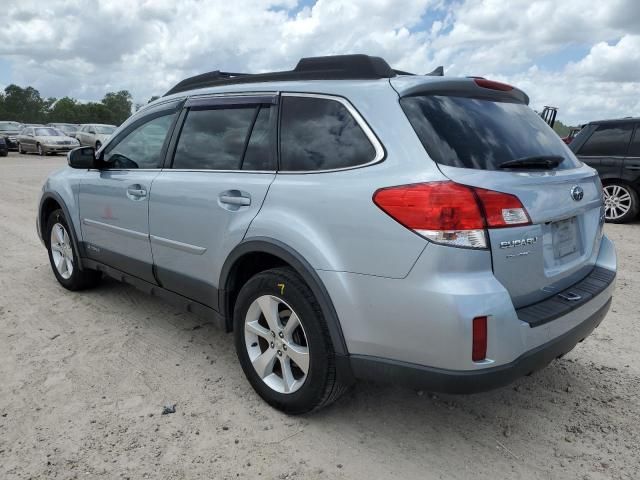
[0, 0, 639, 124]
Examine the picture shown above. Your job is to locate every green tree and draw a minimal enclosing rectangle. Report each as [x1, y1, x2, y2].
[48, 97, 80, 123]
[101, 90, 133, 125]
[2, 85, 47, 123]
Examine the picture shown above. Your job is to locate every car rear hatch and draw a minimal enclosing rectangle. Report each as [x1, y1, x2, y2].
[394, 77, 605, 308]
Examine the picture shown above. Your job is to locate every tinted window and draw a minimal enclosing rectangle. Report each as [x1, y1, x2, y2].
[242, 105, 274, 170]
[629, 127, 640, 157]
[103, 113, 175, 169]
[401, 95, 580, 171]
[95, 125, 116, 134]
[173, 107, 256, 170]
[280, 96, 376, 171]
[578, 123, 633, 156]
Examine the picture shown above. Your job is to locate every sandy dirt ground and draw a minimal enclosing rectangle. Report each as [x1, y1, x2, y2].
[0, 152, 639, 480]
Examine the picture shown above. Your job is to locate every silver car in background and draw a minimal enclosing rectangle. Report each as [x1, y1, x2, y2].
[17, 126, 79, 155]
[75, 124, 116, 149]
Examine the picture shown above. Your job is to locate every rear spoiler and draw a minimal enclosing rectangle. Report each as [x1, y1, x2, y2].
[392, 77, 529, 105]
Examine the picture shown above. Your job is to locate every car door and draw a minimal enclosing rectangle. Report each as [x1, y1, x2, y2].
[25, 128, 37, 151]
[575, 122, 633, 181]
[148, 94, 277, 308]
[623, 124, 640, 184]
[75, 126, 86, 146]
[78, 103, 181, 283]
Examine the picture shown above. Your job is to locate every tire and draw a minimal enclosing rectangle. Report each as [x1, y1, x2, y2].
[603, 182, 639, 223]
[37, 143, 45, 156]
[233, 267, 345, 414]
[46, 209, 101, 290]
[95, 141, 102, 150]
[18, 143, 25, 154]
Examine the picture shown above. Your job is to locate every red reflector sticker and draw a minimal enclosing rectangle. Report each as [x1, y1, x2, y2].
[472, 316, 488, 361]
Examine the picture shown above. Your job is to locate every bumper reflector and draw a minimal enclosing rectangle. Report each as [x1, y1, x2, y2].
[472, 316, 488, 361]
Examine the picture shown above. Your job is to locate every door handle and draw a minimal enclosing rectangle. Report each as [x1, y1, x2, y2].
[126, 185, 147, 199]
[219, 195, 251, 206]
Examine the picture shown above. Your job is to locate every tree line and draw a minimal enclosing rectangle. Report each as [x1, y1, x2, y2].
[0, 84, 139, 126]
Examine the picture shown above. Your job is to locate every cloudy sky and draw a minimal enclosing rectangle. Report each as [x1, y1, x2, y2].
[1, 0, 639, 125]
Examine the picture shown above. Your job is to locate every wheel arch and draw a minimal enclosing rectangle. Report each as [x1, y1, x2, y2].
[39, 192, 85, 270]
[219, 237, 348, 356]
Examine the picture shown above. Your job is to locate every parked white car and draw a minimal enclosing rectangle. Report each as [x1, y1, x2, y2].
[75, 124, 116, 149]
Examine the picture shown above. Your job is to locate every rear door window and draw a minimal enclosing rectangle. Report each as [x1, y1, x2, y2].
[279, 96, 376, 171]
[400, 95, 580, 171]
[577, 123, 633, 156]
[172, 105, 275, 171]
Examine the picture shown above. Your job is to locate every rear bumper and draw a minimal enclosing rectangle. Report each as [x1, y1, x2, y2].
[349, 296, 612, 393]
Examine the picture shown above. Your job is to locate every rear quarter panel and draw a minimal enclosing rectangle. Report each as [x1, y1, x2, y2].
[246, 81, 442, 278]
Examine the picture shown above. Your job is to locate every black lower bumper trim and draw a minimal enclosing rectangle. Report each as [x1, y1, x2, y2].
[517, 267, 615, 327]
[349, 297, 612, 394]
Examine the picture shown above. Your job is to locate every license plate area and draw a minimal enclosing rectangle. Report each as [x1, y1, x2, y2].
[552, 217, 578, 259]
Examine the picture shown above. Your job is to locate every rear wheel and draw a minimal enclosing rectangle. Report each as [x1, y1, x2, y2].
[233, 267, 346, 414]
[603, 183, 638, 223]
[46, 209, 101, 290]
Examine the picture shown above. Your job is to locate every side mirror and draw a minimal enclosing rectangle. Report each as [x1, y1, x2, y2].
[67, 146, 96, 169]
[88, 129, 96, 134]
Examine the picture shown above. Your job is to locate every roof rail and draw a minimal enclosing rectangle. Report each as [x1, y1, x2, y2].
[164, 54, 397, 96]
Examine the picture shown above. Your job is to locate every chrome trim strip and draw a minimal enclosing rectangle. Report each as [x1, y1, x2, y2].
[278, 92, 385, 174]
[149, 235, 207, 255]
[82, 218, 148, 240]
[165, 169, 275, 174]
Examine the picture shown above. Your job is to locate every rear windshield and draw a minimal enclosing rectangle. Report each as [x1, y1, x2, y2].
[401, 95, 580, 171]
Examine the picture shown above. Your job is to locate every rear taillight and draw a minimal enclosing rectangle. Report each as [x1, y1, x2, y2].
[372, 181, 530, 249]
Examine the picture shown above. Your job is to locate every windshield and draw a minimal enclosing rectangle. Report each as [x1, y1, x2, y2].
[35, 128, 62, 136]
[0, 122, 22, 132]
[95, 126, 116, 134]
[57, 125, 76, 134]
[400, 95, 580, 171]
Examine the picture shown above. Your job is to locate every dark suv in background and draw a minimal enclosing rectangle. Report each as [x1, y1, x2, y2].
[571, 118, 640, 223]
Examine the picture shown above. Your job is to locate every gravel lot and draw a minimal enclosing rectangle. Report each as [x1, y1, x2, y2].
[1, 152, 639, 480]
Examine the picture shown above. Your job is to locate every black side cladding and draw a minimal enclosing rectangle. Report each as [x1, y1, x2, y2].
[163, 54, 397, 96]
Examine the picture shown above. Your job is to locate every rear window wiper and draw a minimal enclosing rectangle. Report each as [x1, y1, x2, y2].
[498, 155, 563, 170]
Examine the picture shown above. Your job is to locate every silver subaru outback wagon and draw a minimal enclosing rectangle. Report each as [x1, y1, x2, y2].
[37, 55, 616, 414]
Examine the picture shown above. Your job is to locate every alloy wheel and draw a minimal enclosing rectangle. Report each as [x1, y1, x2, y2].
[244, 295, 310, 394]
[603, 184, 632, 221]
[50, 223, 74, 280]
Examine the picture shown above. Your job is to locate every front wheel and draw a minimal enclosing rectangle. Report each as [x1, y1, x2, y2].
[46, 209, 101, 290]
[95, 141, 102, 150]
[18, 143, 25, 154]
[603, 183, 639, 223]
[233, 267, 346, 414]
[37, 143, 45, 156]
